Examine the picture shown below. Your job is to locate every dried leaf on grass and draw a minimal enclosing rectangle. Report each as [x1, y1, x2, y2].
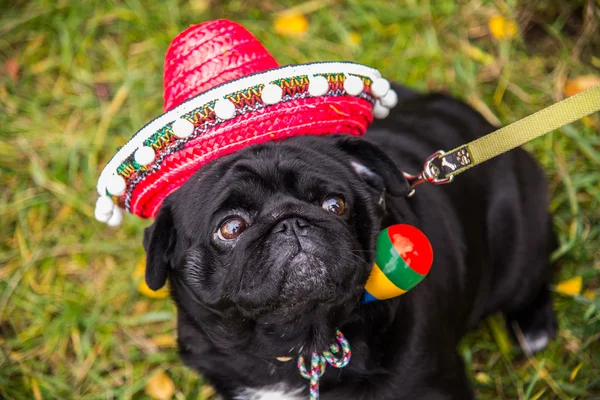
[488, 15, 517, 40]
[475, 372, 492, 385]
[151, 334, 178, 348]
[274, 13, 308, 37]
[556, 276, 582, 296]
[347, 32, 361, 47]
[564, 75, 600, 97]
[145, 371, 175, 400]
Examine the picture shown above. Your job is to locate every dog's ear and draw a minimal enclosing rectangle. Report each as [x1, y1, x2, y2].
[143, 202, 176, 290]
[336, 136, 410, 197]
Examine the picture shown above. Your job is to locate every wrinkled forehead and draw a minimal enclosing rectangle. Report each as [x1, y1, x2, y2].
[227, 148, 351, 211]
[199, 143, 354, 214]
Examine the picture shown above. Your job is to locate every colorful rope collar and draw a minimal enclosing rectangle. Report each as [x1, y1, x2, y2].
[297, 329, 351, 400]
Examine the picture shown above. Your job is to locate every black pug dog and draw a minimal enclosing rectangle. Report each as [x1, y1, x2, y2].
[143, 85, 557, 399]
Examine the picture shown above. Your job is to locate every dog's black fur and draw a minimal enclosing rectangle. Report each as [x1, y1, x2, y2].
[143, 86, 557, 399]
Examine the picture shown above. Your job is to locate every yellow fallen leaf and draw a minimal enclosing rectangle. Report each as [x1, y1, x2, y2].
[564, 75, 600, 98]
[488, 15, 517, 40]
[583, 289, 596, 300]
[475, 372, 492, 384]
[274, 13, 308, 37]
[145, 371, 175, 400]
[151, 334, 178, 348]
[570, 362, 583, 382]
[347, 32, 361, 47]
[556, 276, 582, 296]
[138, 280, 170, 299]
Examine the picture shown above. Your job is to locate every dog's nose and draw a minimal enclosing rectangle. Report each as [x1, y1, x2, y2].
[273, 217, 310, 237]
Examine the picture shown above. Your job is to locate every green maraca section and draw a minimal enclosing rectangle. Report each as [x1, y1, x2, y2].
[375, 229, 426, 291]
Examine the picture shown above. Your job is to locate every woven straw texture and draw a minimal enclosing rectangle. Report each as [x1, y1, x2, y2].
[163, 20, 279, 111]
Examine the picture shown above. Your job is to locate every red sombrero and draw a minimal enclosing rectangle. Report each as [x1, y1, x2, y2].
[95, 19, 398, 226]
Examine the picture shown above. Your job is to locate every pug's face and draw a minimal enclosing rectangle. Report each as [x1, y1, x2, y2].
[143, 135, 409, 358]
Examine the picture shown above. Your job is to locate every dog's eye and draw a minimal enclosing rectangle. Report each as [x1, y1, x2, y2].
[218, 217, 248, 240]
[322, 196, 345, 215]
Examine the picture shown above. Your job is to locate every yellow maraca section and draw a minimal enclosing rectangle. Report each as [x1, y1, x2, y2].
[364, 262, 407, 300]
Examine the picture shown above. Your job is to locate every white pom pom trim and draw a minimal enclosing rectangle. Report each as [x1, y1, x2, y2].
[134, 146, 156, 166]
[261, 83, 283, 105]
[106, 207, 123, 227]
[381, 89, 398, 108]
[308, 75, 329, 97]
[94, 197, 114, 223]
[371, 78, 391, 98]
[95, 208, 111, 223]
[344, 75, 364, 96]
[107, 175, 127, 196]
[373, 102, 390, 119]
[171, 118, 195, 138]
[214, 99, 237, 120]
[95, 195, 114, 214]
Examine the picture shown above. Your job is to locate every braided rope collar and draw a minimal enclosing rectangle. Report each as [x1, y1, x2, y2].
[296, 329, 351, 400]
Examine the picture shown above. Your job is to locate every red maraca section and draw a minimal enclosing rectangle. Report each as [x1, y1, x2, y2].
[163, 20, 279, 111]
[387, 224, 433, 275]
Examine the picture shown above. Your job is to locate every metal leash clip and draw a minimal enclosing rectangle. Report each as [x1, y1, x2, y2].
[403, 150, 454, 197]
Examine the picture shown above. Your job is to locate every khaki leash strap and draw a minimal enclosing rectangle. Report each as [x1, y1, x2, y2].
[406, 84, 600, 194]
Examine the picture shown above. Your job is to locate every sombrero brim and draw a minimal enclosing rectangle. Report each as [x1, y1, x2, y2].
[95, 61, 398, 225]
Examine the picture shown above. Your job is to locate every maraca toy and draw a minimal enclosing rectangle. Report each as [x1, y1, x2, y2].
[363, 224, 433, 303]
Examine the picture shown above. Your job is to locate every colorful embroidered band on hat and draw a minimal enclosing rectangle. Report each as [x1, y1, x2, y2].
[95, 20, 398, 226]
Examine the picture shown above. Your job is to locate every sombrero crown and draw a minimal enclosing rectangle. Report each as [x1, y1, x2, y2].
[95, 19, 398, 226]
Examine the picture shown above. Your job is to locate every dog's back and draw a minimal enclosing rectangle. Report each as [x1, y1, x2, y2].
[367, 89, 557, 351]
[161, 88, 558, 400]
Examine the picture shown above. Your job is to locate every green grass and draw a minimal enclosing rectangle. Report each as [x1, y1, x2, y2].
[1, 0, 599, 399]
